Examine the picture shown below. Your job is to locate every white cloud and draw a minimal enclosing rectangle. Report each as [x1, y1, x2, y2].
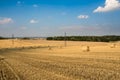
[17, 1, 24, 6]
[33, 4, 39, 7]
[94, 0, 120, 12]
[17, 1, 21, 4]
[77, 15, 89, 19]
[0, 18, 13, 24]
[30, 19, 38, 24]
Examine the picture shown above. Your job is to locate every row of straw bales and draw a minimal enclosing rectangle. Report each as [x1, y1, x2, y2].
[47, 43, 117, 52]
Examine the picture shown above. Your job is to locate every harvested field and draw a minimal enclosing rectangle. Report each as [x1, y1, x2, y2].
[0, 40, 120, 80]
[0, 57, 20, 80]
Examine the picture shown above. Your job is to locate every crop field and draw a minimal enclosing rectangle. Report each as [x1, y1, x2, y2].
[0, 39, 120, 80]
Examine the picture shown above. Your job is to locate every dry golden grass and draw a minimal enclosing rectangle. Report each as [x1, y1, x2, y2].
[0, 39, 115, 48]
[0, 39, 120, 80]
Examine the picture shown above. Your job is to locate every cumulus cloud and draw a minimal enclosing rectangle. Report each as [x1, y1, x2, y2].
[17, 1, 21, 4]
[94, 0, 120, 12]
[77, 15, 89, 19]
[33, 4, 39, 7]
[30, 19, 38, 24]
[17, 1, 24, 6]
[0, 18, 13, 24]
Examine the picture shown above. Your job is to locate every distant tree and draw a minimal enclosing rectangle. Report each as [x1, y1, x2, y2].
[46, 37, 53, 40]
[21, 37, 31, 40]
[0, 36, 8, 39]
[47, 35, 120, 42]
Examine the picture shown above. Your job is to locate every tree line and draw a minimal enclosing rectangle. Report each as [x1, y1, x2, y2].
[47, 35, 120, 42]
[0, 36, 8, 39]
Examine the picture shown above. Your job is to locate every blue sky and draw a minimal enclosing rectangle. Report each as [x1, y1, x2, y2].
[0, 0, 120, 37]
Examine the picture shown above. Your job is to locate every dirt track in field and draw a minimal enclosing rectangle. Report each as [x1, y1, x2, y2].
[0, 57, 20, 80]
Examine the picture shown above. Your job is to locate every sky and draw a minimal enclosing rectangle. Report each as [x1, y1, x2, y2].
[0, 0, 120, 37]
